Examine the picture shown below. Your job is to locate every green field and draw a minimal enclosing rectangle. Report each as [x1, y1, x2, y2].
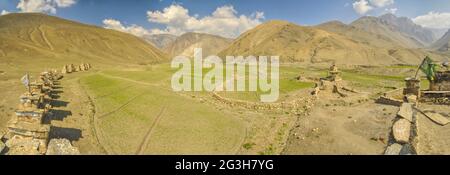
[81, 73, 245, 154]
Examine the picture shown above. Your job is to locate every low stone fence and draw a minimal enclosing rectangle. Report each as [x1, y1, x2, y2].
[212, 92, 314, 115]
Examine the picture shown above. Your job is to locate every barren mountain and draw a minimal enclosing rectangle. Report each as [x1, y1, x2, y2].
[350, 16, 424, 48]
[427, 28, 449, 41]
[315, 20, 400, 48]
[0, 13, 167, 67]
[143, 34, 177, 49]
[431, 29, 450, 52]
[220, 20, 439, 65]
[379, 13, 436, 46]
[164, 32, 233, 57]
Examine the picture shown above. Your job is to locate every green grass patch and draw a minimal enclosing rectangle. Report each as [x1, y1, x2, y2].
[81, 73, 246, 154]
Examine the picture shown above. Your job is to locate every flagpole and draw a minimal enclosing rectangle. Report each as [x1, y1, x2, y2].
[415, 57, 427, 79]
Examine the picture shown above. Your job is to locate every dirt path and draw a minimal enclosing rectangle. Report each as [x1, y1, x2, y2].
[135, 104, 167, 155]
[48, 74, 108, 154]
[38, 25, 54, 51]
[415, 104, 450, 154]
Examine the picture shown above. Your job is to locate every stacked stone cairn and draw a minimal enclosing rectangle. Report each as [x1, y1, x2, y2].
[61, 63, 91, 74]
[312, 64, 350, 97]
[1, 70, 79, 155]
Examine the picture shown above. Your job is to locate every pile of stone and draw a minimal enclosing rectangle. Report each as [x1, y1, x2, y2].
[1, 70, 81, 155]
[61, 63, 91, 74]
[311, 65, 359, 98]
[1, 72, 64, 155]
[45, 139, 80, 155]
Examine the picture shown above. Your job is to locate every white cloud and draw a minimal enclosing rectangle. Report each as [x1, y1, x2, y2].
[413, 12, 450, 29]
[16, 0, 76, 14]
[385, 8, 398, 14]
[353, 0, 373, 15]
[146, 4, 264, 38]
[369, 0, 394, 7]
[54, 0, 76, 7]
[1, 10, 10, 15]
[103, 19, 150, 37]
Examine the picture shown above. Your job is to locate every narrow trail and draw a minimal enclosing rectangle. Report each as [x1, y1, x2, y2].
[135, 104, 167, 155]
[38, 25, 54, 51]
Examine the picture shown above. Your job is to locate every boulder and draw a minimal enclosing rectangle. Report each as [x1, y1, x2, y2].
[384, 143, 403, 155]
[46, 139, 80, 155]
[424, 113, 450, 126]
[392, 119, 411, 144]
[397, 103, 413, 122]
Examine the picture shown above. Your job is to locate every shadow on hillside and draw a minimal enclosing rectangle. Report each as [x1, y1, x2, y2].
[43, 109, 72, 124]
[49, 89, 63, 99]
[51, 99, 69, 108]
[49, 126, 82, 142]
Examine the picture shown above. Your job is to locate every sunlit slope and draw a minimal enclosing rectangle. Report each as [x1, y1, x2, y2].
[0, 13, 167, 67]
[220, 20, 445, 65]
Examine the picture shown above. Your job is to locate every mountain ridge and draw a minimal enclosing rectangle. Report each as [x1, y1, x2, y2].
[219, 20, 443, 65]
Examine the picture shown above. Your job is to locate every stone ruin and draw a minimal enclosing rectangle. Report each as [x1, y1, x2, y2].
[398, 71, 450, 105]
[311, 64, 358, 97]
[430, 71, 450, 91]
[380, 72, 450, 155]
[61, 63, 91, 74]
[4, 79, 53, 154]
[1, 71, 79, 155]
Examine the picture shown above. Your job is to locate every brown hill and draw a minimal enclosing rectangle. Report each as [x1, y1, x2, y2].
[164, 32, 233, 57]
[0, 13, 167, 68]
[220, 20, 439, 65]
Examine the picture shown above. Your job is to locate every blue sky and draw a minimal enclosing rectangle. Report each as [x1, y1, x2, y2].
[1, 0, 450, 38]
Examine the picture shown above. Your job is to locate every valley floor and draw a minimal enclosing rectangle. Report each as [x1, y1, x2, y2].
[1, 63, 449, 155]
